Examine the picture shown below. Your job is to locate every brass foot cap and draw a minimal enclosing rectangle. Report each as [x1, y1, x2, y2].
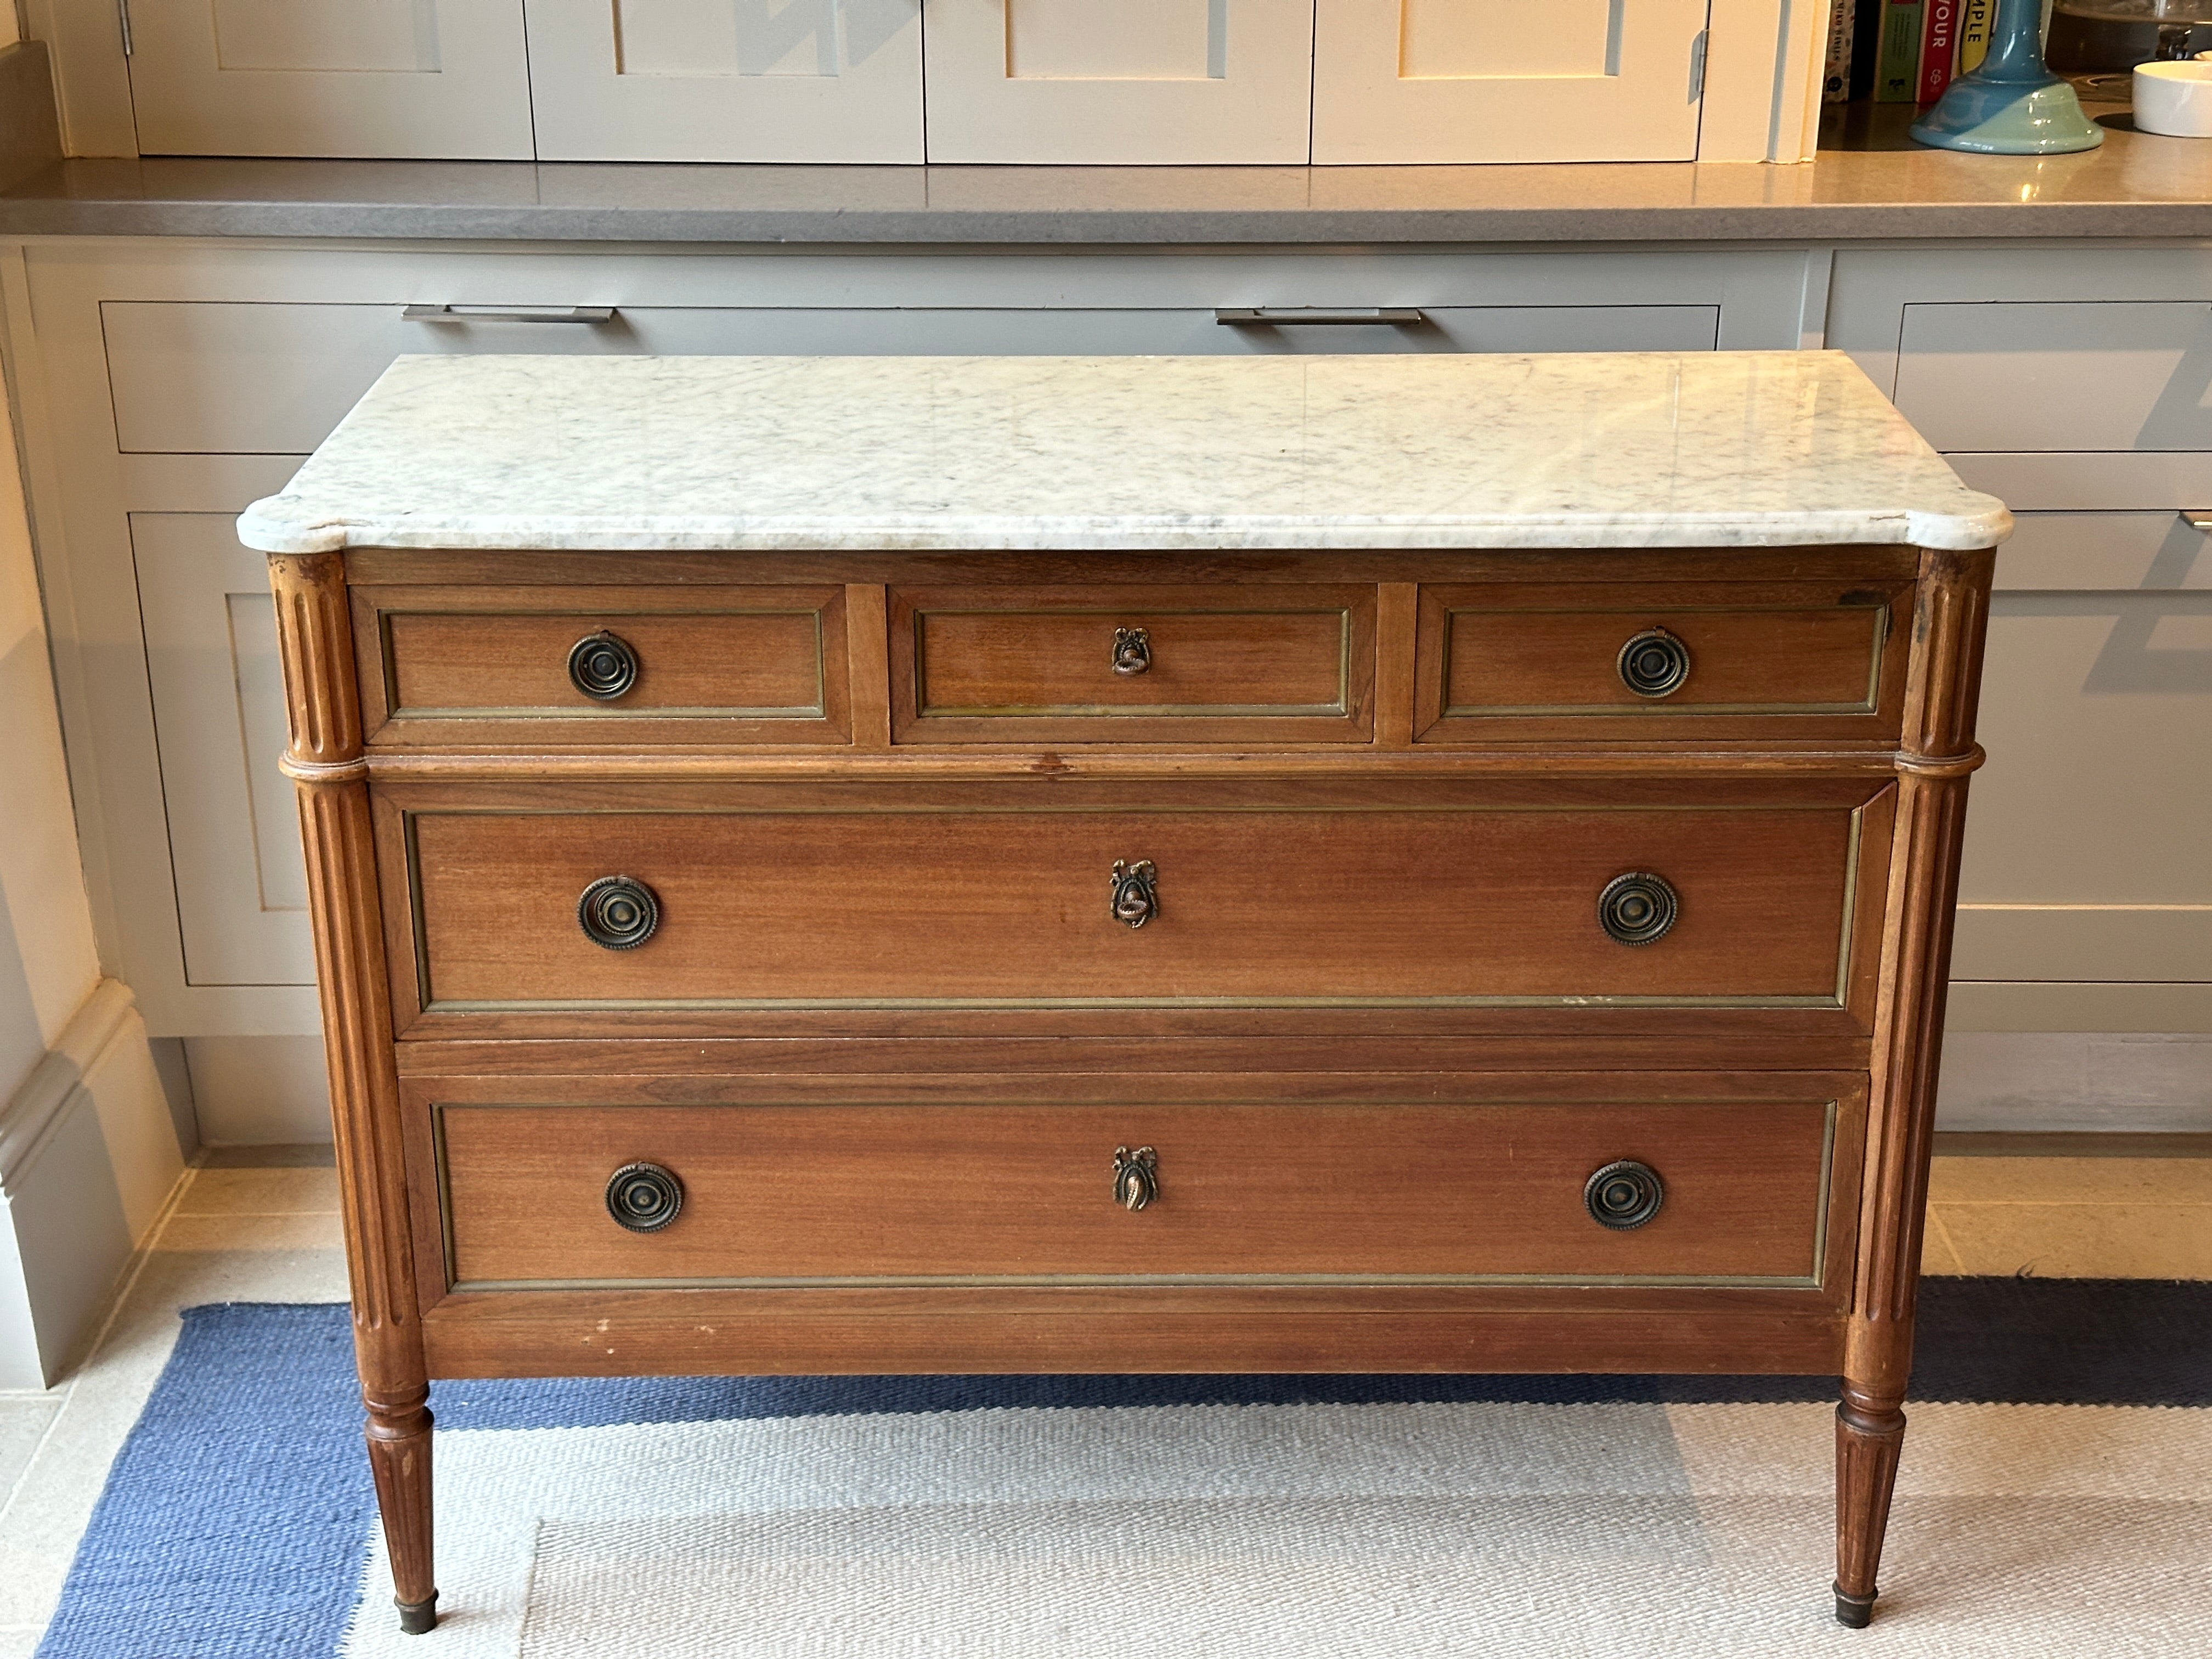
[397, 1593, 439, 1635]
[1833, 1585, 1877, 1629]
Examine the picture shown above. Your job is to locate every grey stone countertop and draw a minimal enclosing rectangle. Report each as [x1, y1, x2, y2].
[0, 104, 2200, 244]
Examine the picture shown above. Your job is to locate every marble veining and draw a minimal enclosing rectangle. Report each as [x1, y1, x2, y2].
[237, 352, 2010, 555]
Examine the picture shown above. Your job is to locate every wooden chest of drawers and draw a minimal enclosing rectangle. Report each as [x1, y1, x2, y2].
[244, 353, 2005, 1638]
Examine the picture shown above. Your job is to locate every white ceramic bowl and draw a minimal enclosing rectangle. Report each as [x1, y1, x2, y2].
[2136, 60, 2212, 138]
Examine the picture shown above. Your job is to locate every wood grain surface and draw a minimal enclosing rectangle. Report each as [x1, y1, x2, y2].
[353, 584, 850, 747]
[1416, 580, 1910, 744]
[890, 583, 1375, 743]
[401, 795, 1866, 1008]
[436, 1096, 1838, 1289]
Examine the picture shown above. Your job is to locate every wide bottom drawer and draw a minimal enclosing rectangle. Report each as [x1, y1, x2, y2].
[433, 1096, 1844, 1292]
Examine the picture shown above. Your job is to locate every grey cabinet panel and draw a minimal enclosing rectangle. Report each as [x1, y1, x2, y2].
[131, 512, 318, 989]
[102, 298, 1719, 455]
[1894, 300, 2212, 453]
[1948, 452, 2212, 512]
[1954, 589, 2212, 984]
[1996, 512, 2212, 592]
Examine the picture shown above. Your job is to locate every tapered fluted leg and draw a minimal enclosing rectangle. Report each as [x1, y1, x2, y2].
[368, 1387, 437, 1633]
[1834, 1389, 1907, 1627]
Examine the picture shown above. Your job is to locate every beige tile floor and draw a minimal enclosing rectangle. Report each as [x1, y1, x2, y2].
[0, 1146, 2204, 1653]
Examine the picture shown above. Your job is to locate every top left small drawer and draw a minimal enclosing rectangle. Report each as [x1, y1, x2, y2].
[351, 585, 851, 747]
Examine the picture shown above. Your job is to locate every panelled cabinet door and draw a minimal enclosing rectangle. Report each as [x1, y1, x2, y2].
[523, 0, 924, 162]
[131, 512, 318, 988]
[125, 0, 535, 158]
[1312, 0, 1711, 163]
[924, 0, 1316, 163]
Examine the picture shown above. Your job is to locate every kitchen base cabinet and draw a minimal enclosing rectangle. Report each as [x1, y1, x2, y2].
[2, 240, 1807, 1042]
[1832, 246, 2212, 1042]
[240, 349, 2002, 1630]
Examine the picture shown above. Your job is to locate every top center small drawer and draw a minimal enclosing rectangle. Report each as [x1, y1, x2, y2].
[890, 584, 1377, 744]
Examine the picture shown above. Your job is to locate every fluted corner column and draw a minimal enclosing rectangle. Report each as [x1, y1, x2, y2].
[268, 551, 438, 1634]
[1835, 544, 1995, 1628]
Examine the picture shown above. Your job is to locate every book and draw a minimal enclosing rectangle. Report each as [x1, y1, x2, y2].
[1825, 0, 1859, 103]
[1875, 0, 1925, 102]
[1918, 0, 1960, 103]
[1957, 0, 1995, 74]
[1850, 0, 1886, 99]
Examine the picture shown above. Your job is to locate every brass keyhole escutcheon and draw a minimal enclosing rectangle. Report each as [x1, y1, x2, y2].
[1110, 859, 1158, 928]
[1113, 1146, 1159, 1211]
[1112, 627, 1152, 675]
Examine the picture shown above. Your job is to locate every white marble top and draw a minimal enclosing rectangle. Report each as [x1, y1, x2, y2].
[236, 351, 2010, 555]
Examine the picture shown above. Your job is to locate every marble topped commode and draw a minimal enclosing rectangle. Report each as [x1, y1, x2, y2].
[238, 350, 2009, 556]
[245, 347, 2002, 1639]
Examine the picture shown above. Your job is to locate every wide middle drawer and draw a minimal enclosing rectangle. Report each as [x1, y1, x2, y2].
[388, 784, 1889, 1018]
[427, 1093, 1850, 1290]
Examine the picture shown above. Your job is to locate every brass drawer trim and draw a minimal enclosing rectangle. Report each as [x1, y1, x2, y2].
[398, 800, 1869, 1019]
[1437, 602, 1891, 720]
[430, 1097, 1836, 1296]
[911, 605, 1356, 721]
[376, 606, 831, 723]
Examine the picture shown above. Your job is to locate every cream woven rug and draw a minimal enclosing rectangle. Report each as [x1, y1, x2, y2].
[338, 1398, 2211, 1658]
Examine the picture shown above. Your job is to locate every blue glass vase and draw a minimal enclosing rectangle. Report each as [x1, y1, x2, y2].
[1910, 0, 2106, 152]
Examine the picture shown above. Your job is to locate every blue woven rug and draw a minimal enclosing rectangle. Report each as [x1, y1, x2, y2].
[36, 1280, 2212, 1659]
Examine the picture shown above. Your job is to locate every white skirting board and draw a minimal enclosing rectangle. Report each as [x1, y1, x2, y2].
[0, 978, 187, 1389]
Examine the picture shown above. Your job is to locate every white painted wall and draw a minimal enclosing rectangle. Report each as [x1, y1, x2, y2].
[0, 329, 183, 1387]
[0, 349, 94, 1099]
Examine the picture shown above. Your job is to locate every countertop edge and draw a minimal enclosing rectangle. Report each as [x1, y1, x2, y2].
[16, 200, 2212, 245]
[235, 506, 2017, 556]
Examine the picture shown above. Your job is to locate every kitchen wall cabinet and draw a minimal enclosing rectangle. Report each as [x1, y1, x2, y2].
[74, 0, 1821, 162]
[921, 0, 1315, 165]
[122, 0, 535, 159]
[1311, 0, 1712, 164]
[521, 0, 924, 163]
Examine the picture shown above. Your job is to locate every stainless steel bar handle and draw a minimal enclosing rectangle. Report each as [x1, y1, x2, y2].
[1214, 307, 1426, 326]
[401, 304, 618, 324]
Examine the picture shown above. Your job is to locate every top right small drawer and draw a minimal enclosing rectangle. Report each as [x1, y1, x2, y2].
[1414, 580, 1911, 745]
[1893, 301, 2212, 453]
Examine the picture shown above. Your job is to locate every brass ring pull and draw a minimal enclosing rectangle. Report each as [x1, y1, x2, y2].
[1110, 859, 1158, 928]
[1112, 627, 1152, 675]
[606, 1161, 684, 1232]
[578, 874, 661, 950]
[1617, 626, 1690, 699]
[1598, 871, 1677, 946]
[569, 629, 640, 701]
[1584, 1160, 1663, 1230]
[1113, 1146, 1159, 1211]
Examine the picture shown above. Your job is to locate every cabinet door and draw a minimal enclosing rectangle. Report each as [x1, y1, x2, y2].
[1312, 0, 1711, 163]
[523, 0, 923, 162]
[125, 0, 534, 158]
[131, 513, 317, 988]
[924, 0, 1315, 163]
